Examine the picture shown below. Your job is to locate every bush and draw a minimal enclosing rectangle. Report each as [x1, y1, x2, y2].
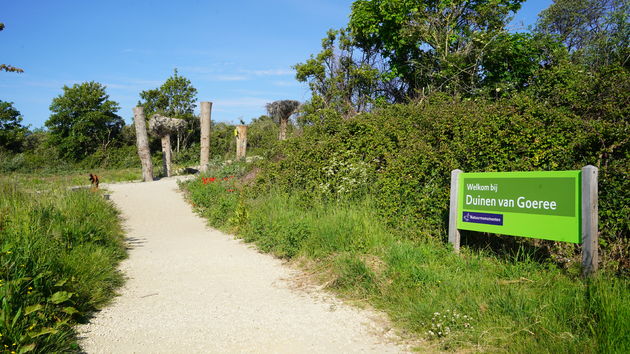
[79, 145, 140, 169]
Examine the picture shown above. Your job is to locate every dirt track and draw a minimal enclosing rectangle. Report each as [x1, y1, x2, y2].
[78, 177, 408, 353]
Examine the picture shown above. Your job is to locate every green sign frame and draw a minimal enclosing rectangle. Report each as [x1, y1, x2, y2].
[456, 171, 581, 243]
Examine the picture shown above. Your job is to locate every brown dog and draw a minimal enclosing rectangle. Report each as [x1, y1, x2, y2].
[89, 173, 100, 190]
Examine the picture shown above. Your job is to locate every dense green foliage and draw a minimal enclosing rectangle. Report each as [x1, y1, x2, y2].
[349, 0, 526, 95]
[182, 163, 629, 352]
[45, 82, 124, 161]
[138, 69, 199, 152]
[535, 0, 629, 68]
[0, 143, 143, 174]
[138, 69, 198, 119]
[0, 182, 127, 352]
[0, 101, 28, 153]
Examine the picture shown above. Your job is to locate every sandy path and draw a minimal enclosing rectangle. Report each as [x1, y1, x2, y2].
[78, 177, 408, 353]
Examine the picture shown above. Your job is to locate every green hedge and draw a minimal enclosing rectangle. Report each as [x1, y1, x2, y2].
[257, 94, 628, 274]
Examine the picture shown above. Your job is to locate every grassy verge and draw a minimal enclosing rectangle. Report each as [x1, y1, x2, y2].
[0, 168, 142, 191]
[181, 168, 629, 353]
[0, 180, 127, 352]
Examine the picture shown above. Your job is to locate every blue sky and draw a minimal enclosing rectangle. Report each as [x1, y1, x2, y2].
[1, 0, 551, 128]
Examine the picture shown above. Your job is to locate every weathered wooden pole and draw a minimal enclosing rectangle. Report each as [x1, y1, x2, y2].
[199, 101, 212, 173]
[148, 114, 184, 179]
[161, 134, 173, 177]
[278, 118, 288, 141]
[236, 125, 247, 160]
[132, 106, 154, 182]
[581, 165, 599, 277]
[448, 169, 463, 253]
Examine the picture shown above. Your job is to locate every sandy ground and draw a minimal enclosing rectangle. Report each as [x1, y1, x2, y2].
[77, 177, 409, 353]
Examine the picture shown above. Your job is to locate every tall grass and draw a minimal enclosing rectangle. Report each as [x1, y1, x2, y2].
[0, 181, 126, 352]
[182, 172, 630, 353]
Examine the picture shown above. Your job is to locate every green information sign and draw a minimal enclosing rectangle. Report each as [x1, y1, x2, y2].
[456, 171, 581, 243]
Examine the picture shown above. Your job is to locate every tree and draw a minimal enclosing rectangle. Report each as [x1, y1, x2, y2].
[266, 100, 300, 140]
[138, 69, 198, 152]
[295, 29, 382, 116]
[0, 101, 28, 152]
[247, 115, 279, 152]
[46, 82, 123, 160]
[0, 23, 24, 73]
[479, 32, 566, 95]
[535, 0, 630, 68]
[348, 0, 525, 96]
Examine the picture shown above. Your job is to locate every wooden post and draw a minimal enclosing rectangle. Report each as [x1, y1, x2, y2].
[161, 134, 172, 177]
[132, 106, 153, 182]
[200, 101, 212, 173]
[236, 125, 247, 160]
[279, 118, 287, 141]
[448, 169, 463, 253]
[582, 165, 599, 277]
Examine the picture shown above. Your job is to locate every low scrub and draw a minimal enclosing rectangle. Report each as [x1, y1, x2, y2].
[0, 182, 126, 352]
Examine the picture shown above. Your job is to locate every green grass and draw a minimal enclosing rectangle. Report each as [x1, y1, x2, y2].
[0, 167, 142, 191]
[182, 170, 630, 353]
[0, 179, 127, 352]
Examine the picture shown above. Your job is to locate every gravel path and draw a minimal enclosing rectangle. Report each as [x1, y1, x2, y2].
[78, 177, 408, 353]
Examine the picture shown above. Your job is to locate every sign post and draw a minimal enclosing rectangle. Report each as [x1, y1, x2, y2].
[448, 166, 599, 276]
[448, 169, 463, 253]
[581, 165, 598, 276]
